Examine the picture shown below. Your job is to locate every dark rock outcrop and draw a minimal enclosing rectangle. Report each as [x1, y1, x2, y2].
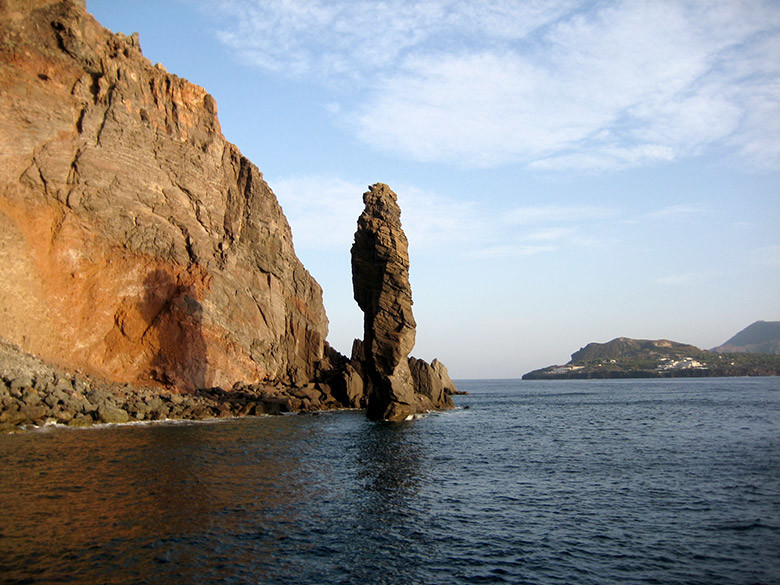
[351, 183, 418, 420]
[431, 358, 465, 395]
[350, 184, 455, 420]
[0, 0, 327, 390]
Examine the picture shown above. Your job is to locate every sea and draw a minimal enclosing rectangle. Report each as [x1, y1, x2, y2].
[1, 377, 778, 585]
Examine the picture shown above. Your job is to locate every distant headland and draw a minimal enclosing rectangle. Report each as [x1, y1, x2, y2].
[523, 321, 780, 380]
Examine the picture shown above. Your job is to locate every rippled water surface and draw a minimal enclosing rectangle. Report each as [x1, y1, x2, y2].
[2, 378, 779, 584]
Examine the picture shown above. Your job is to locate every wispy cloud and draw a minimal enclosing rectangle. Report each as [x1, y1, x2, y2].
[274, 176, 618, 259]
[655, 271, 715, 286]
[472, 243, 558, 259]
[750, 245, 780, 267]
[211, 0, 579, 81]
[522, 227, 574, 242]
[504, 204, 618, 225]
[644, 203, 711, 221]
[209, 0, 780, 171]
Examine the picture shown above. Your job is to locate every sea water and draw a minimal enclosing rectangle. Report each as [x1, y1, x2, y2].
[1, 378, 778, 584]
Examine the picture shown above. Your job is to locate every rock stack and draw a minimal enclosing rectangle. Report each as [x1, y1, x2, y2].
[350, 184, 455, 421]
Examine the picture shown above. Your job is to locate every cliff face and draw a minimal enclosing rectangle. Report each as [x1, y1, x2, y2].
[0, 0, 327, 390]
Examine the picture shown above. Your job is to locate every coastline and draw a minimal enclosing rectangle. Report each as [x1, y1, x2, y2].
[522, 365, 780, 380]
[0, 339, 350, 434]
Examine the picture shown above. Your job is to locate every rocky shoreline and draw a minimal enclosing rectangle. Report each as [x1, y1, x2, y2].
[0, 339, 360, 433]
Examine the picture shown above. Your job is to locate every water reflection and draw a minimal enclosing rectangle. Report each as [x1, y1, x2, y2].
[355, 422, 425, 516]
[0, 413, 442, 584]
[3, 381, 777, 585]
[0, 418, 321, 584]
[335, 421, 430, 584]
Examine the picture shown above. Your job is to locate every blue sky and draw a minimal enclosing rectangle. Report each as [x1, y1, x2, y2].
[86, 0, 780, 378]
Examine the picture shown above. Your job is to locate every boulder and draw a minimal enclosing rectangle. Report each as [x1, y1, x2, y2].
[67, 413, 94, 427]
[96, 403, 130, 424]
[431, 359, 463, 395]
[18, 403, 47, 423]
[0, 403, 27, 426]
[409, 357, 453, 409]
[9, 376, 33, 395]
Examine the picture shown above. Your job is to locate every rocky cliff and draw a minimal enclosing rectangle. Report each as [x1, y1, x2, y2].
[0, 0, 328, 390]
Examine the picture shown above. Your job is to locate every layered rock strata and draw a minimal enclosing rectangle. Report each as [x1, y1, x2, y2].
[0, 0, 327, 390]
[351, 184, 454, 420]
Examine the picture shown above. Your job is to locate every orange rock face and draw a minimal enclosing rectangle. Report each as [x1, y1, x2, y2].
[0, 0, 328, 390]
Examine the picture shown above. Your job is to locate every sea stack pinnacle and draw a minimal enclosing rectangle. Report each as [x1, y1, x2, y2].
[351, 184, 420, 421]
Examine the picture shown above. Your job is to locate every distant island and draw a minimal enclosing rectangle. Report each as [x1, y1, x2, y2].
[523, 321, 780, 380]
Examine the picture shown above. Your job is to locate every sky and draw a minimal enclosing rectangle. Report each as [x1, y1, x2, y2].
[86, 0, 780, 378]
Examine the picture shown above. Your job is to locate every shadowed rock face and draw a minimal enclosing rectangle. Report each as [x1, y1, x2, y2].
[0, 0, 327, 390]
[351, 184, 419, 420]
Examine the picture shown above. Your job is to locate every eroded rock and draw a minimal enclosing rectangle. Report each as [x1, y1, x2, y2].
[351, 184, 419, 420]
[0, 0, 327, 391]
[350, 184, 458, 420]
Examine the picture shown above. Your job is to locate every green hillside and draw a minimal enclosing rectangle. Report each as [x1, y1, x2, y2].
[711, 321, 780, 355]
[523, 335, 780, 380]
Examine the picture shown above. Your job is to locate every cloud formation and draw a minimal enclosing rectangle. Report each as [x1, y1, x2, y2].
[643, 204, 710, 221]
[272, 176, 480, 253]
[273, 176, 619, 260]
[210, 0, 780, 171]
